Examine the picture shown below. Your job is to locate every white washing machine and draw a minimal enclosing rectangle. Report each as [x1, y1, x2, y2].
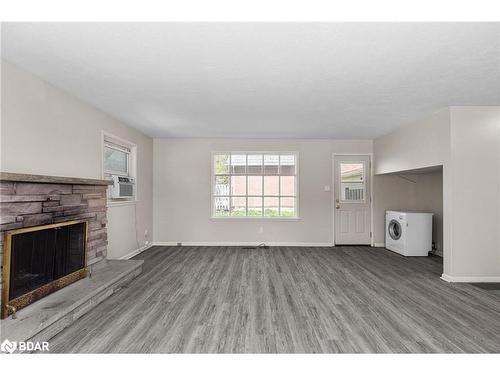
[385, 210, 433, 256]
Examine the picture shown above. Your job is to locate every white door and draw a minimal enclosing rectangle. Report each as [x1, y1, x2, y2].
[334, 155, 371, 245]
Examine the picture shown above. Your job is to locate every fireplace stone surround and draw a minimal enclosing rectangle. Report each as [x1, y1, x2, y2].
[0, 172, 113, 315]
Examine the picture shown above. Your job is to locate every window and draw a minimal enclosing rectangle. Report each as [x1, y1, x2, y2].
[104, 142, 130, 176]
[213, 152, 298, 218]
[102, 132, 137, 201]
[339, 162, 365, 201]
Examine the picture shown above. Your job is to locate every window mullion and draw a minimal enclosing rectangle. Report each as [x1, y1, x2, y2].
[261, 154, 264, 216]
[229, 156, 232, 216]
[245, 154, 248, 216]
[278, 154, 281, 217]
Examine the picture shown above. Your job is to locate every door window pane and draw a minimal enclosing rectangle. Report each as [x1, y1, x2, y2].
[280, 197, 295, 217]
[340, 162, 365, 201]
[104, 146, 128, 174]
[264, 176, 279, 196]
[264, 197, 279, 217]
[247, 197, 263, 217]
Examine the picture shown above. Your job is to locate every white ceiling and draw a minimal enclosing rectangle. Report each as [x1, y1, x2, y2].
[2, 23, 499, 139]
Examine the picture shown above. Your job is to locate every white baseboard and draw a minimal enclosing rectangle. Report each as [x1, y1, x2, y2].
[118, 243, 154, 260]
[441, 273, 500, 283]
[152, 241, 333, 247]
[373, 243, 385, 248]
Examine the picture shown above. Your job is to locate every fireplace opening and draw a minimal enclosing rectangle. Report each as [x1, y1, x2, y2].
[1, 220, 87, 319]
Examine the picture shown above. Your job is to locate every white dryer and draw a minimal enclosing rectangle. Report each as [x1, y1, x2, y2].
[385, 210, 433, 256]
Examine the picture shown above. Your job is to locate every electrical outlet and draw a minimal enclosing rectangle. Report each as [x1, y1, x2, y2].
[144, 229, 149, 238]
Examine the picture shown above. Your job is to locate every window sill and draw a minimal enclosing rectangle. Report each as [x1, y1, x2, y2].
[210, 216, 300, 222]
[107, 199, 139, 208]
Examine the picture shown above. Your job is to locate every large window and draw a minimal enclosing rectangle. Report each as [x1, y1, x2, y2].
[212, 152, 298, 218]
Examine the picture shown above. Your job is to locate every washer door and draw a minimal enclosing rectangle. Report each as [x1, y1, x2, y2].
[388, 219, 402, 240]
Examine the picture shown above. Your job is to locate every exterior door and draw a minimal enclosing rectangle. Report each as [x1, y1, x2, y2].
[334, 155, 371, 245]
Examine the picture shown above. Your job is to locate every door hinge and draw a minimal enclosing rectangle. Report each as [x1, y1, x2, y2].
[370, 231, 372, 238]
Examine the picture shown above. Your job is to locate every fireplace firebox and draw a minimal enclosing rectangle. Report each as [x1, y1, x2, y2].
[1, 220, 87, 319]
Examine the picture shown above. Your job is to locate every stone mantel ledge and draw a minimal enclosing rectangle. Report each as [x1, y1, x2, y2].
[0, 172, 112, 186]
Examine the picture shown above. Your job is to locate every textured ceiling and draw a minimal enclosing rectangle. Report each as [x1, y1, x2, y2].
[2, 22, 499, 138]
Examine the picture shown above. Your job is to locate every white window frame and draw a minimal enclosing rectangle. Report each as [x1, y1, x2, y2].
[211, 151, 299, 220]
[101, 131, 138, 204]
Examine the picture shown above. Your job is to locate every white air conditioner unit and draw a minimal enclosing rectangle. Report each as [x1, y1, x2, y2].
[110, 175, 135, 199]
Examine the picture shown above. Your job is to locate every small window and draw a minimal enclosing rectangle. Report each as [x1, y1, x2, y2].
[213, 152, 298, 218]
[102, 132, 137, 201]
[104, 143, 130, 176]
[340, 162, 365, 201]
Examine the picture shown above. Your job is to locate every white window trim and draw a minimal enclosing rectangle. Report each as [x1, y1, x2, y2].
[210, 151, 300, 220]
[101, 131, 138, 203]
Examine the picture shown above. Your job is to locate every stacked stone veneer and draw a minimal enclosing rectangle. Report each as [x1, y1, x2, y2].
[0, 181, 109, 277]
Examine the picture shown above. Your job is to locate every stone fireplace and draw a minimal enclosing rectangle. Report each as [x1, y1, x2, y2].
[0, 172, 112, 318]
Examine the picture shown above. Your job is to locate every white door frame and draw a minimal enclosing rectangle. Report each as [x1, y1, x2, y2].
[332, 153, 374, 247]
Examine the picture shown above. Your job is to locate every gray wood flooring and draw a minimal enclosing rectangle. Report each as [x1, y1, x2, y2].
[48, 246, 500, 353]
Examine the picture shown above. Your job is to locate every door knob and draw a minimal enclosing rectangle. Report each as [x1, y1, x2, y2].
[336, 204, 341, 209]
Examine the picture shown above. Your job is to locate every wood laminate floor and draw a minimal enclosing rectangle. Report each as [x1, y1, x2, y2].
[48, 246, 500, 353]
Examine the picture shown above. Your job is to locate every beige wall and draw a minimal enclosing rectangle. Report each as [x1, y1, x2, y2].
[1, 61, 154, 259]
[448, 107, 500, 278]
[153, 138, 372, 245]
[413, 172, 444, 256]
[373, 108, 451, 175]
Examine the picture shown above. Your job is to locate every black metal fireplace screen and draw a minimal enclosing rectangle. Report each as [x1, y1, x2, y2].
[1, 220, 87, 319]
